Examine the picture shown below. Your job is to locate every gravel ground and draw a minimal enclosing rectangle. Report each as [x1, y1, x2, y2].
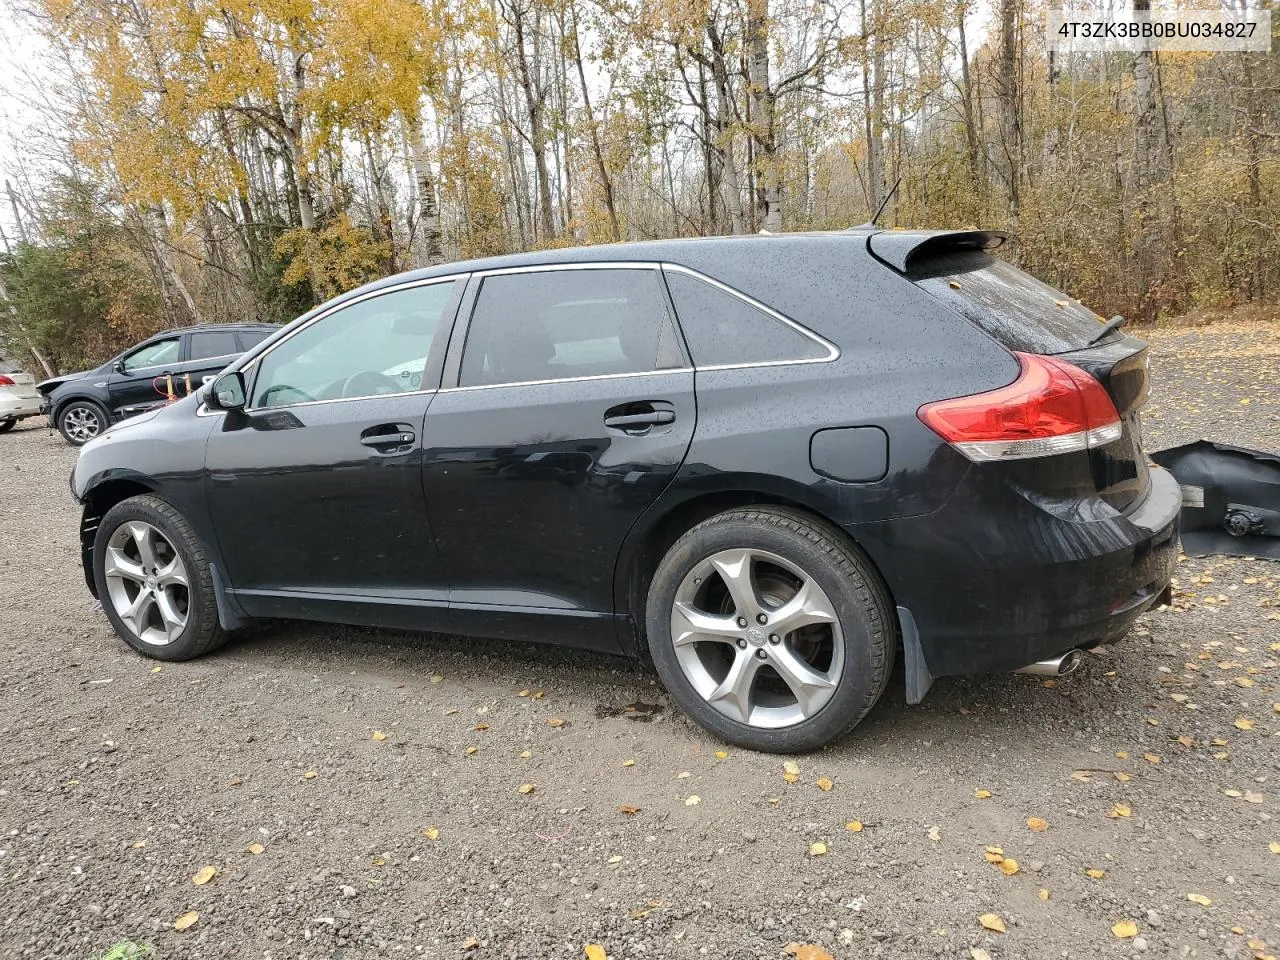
[1, 321, 1277, 960]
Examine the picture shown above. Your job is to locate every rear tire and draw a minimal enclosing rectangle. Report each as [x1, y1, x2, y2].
[94, 494, 226, 661]
[645, 507, 895, 753]
[58, 400, 109, 445]
[0, 418, 14, 433]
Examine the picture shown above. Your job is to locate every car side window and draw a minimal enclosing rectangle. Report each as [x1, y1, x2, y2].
[459, 269, 684, 387]
[236, 330, 273, 351]
[120, 337, 181, 373]
[663, 270, 829, 367]
[250, 281, 457, 409]
[188, 330, 241, 362]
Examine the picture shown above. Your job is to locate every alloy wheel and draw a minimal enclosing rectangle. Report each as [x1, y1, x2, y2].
[103, 521, 190, 645]
[670, 548, 844, 728]
[63, 406, 102, 442]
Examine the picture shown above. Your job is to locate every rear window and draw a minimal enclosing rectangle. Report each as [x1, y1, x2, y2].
[912, 251, 1111, 354]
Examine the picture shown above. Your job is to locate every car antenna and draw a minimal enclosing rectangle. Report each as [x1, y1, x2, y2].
[848, 178, 901, 231]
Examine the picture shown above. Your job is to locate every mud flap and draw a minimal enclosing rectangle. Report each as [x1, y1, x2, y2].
[898, 606, 934, 705]
[1150, 440, 1280, 560]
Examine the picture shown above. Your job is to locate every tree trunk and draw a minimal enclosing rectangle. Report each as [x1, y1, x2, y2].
[509, 1, 556, 242]
[1131, 0, 1161, 318]
[570, 2, 620, 242]
[707, 20, 747, 234]
[407, 115, 446, 266]
[746, 0, 782, 232]
[997, 0, 1022, 215]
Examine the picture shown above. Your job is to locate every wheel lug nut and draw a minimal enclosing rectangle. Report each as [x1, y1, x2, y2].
[756, 613, 767, 624]
[755, 649, 767, 660]
[736, 617, 748, 628]
[736, 638, 747, 649]
[769, 634, 780, 644]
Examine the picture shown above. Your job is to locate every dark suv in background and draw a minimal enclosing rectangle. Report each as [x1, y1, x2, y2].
[39, 323, 277, 444]
[70, 230, 1180, 752]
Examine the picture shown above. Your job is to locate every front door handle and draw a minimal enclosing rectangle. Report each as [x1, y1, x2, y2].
[603, 402, 676, 435]
[360, 423, 416, 450]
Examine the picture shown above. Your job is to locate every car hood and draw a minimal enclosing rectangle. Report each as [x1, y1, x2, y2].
[38, 365, 108, 395]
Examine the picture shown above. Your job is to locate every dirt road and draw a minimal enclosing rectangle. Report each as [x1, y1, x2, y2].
[1, 321, 1277, 960]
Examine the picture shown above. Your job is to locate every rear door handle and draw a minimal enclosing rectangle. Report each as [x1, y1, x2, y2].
[603, 402, 676, 435]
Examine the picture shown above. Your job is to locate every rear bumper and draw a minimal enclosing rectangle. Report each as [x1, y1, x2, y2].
[854, 464, 1181, 683]
[0, 394, 43, 420]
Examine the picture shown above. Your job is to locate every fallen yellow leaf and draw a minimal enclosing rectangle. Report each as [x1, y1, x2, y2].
[1115, 751, 1130, 759]
[173, 911, 199, 932]
[1235, 677, 1254, 688]
[997, 857, 1020, 876]
[1108, 803, 1132, 818]
[462, 939, 479, 952]
[192, 866, 216, 886]
[846, 821, 863, 832]
[1269, 842, 1280, 855]
[1247, 939, 1266, 952]
[714, 750, 728, 759]
[1026, 817, 1049, 832]
[783, 772, 800, 784]
[1186, 893, 1212, 906]
[1224, 789, 1243, 797]
[518, 783, 535, 795]
[584, 945, 607, 960]
[246, 843, 265, 855]
[1244, 790, 1263, 804]
[1115, 772, 1132, 782]
[783, 760, 801, 776]
[621, 759, 634, 767]
[816, 777, 834, 792]
[977, 913, 1006, 933]
[1235, 718, 1254, 731]
[519, 750, 532, 759]
[808, 841, 827, 857]
[474, 722, 490, 731]
[151, 666, 162, 673]
[1143, 753, 1161, 764]
[607, 855, 622, 864]
[1086, 868, 1106, 879]
[619, 805, 641, 816]
[464, 746, 478, 756]
[429, 674, 442, 683]
[685, 795, 701, 806]
[1038, 888, 1050, 901]
[372, 730, 387, 741]
[783, 944, 835, 960]
[971, 950, 992, 960]
[424, 827, 439, 840]
[547, 718, 565, 728]
[1112, 920, 1138, 939]
[1176, 735, 1195, 748]
[517, 689, 530, 697]
[975, 789, 992, 799]
[303, 770, 317, 780]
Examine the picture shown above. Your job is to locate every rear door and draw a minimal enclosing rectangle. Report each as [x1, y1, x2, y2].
[421, 264, 695, 647]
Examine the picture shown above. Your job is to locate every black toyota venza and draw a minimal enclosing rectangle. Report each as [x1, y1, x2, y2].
[71, 230, 1180, 752]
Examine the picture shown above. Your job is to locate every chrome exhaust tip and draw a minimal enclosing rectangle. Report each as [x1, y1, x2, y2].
[1015, 649, 1083, 677]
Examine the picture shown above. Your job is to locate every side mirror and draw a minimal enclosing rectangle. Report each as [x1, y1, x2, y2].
[113, 360, 126, 374]
[208, 371, 246, 411]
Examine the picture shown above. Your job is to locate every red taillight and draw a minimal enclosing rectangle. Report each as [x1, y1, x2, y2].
[917, 352, 1121, 462]
[0, 375, 14, 386]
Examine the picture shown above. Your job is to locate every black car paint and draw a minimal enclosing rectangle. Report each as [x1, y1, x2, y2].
[39, 323, 278, 428]
[72, 231, 1181, 700]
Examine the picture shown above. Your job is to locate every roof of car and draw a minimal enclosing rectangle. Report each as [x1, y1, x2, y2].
[148, 322, 280, 339]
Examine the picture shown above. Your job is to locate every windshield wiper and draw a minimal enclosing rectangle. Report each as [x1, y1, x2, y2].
[1089, 314, 1126, 345]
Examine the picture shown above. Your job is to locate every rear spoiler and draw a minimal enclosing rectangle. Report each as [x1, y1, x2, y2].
[860, 229, 1010, 272]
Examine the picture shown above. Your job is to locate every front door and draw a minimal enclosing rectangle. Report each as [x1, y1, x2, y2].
[422, 265, 695, 648]
[204, 278, 463, 612]
[108, 335, 182, 418]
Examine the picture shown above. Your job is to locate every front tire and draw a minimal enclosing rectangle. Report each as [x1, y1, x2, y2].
[94, 494, 226, 661]
[59, 400, 109, 445]
[0, 418, 14, 433]
[645, 508, 895, 753]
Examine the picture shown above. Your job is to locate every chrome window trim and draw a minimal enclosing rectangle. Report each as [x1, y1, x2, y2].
[241, 275, 466, 414]
[185, 351, 241, 365]
[660, 264, 840, 369]
[438, 366, 694, 394]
